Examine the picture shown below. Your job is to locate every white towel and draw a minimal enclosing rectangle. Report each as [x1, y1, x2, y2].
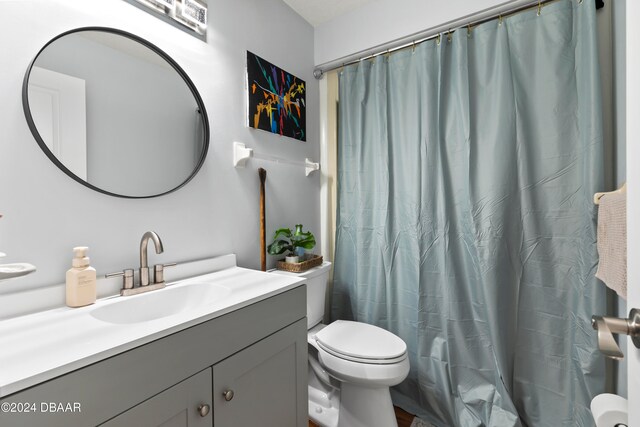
[595, 191, 627, 299]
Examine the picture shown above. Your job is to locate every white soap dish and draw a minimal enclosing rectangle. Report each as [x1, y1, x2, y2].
[0, 263, 36, 282]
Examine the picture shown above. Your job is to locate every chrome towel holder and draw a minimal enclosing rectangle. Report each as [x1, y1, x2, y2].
[592, 309, 640, 359]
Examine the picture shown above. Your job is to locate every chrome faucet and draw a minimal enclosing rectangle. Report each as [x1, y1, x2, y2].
[140, 231, 164, 287]
[105, 231, 176, 296]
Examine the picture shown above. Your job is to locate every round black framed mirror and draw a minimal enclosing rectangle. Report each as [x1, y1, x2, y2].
[23, 27, 209, 198]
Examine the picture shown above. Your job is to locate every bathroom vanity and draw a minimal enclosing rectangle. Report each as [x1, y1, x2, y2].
[0, 256, 308, 427]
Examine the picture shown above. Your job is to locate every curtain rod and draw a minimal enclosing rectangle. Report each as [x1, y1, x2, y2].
[313, 0, 581, 78]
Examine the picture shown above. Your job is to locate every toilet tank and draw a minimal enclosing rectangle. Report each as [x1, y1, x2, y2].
[271, 262, 331, 329]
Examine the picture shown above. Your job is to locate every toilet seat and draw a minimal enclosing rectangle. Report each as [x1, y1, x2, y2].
[316, 341, 407, 364]
[316, 345, 410, 387]
[314, 320, 407, 364]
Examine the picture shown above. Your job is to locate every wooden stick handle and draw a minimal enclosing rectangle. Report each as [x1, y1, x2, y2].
[258, 168, 267, 271]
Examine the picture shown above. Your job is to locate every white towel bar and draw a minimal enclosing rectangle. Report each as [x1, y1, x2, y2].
[232, 141, 320, 176]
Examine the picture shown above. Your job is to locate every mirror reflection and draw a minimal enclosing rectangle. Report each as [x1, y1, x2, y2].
[24, 28, 208, 198]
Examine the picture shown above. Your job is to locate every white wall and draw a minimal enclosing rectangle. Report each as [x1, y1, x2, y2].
[626, 0, 640, 420]
[314, 0, 525, 66]
[0, 0, 319, 297]
[611, 0, 628, 399]
[595, 0, 627, 397]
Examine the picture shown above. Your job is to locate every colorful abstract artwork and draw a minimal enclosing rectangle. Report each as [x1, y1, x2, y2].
[247, 51, 306, 141]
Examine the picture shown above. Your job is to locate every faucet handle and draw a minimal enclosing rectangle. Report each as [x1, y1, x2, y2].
[153, 262, 177, 285]
[105, 269, 134, 290]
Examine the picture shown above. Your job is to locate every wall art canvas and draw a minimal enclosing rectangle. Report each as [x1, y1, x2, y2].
[247, 51, 306, 141]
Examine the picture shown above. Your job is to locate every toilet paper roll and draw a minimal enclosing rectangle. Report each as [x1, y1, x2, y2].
[591, 393, 628, 427]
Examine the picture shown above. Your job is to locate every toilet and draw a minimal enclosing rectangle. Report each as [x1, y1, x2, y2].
[272, 262, 410, 427]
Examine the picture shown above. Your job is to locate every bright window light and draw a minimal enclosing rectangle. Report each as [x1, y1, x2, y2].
[181, 0, 207, 26]
[154, 0, 176, 10]
[129, 0, 207, 38]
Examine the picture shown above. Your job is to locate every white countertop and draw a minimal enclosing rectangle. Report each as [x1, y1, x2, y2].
[0, 263, 304, 398]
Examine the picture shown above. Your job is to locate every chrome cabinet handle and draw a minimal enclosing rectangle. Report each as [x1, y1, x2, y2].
[197, 403, 210, 417]
[223, 390, 234, 401]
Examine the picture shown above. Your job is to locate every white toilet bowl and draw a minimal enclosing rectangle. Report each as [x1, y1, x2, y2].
[271, 262, 410, 427]
[310, 320, 410, 427]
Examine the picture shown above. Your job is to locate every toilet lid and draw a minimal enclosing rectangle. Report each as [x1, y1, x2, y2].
[314, 320, 407, 362]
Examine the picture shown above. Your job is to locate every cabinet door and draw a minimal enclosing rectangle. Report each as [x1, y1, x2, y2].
[101, 368, 212, 427]
[213, 319, 307, 427]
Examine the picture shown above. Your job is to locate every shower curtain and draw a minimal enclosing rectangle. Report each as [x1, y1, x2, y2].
[332, 1, 605, 426]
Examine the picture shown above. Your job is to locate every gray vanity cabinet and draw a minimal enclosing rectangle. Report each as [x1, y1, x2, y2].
[101, 368, 212, 427]
[100, 320, 308, 427]
[213, 319, 308, 427]
[0, 285, 307, 427]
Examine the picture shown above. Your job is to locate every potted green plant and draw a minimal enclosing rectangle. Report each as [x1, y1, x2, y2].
[267, 224, 316, 263]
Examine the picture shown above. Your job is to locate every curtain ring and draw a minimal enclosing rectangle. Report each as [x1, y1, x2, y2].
[537, 0, 542, 16]
[498, 14, 503, 26]
[436, 34, 441, 46]
[467, 24, 472, 38]
[447, 29, 452, 43]
[412, 40, 416, 53]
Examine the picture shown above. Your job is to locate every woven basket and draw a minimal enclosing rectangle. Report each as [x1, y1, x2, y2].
[276, 254, 323, 273]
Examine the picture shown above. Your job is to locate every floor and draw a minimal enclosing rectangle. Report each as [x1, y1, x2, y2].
[309, 406, 415, 427]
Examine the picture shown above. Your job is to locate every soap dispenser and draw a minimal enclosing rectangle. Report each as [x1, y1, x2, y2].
[66, 246, 97, 307]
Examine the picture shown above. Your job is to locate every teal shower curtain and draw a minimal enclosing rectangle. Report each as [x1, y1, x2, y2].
[332, 1, 605, 426]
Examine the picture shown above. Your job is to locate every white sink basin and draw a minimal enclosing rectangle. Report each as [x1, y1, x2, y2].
[90, 282, 232, 324]
[0, 263, 36, 282]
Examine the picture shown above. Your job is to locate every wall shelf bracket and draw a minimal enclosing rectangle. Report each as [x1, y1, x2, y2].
[233, 141, 253, 168]
[305, 158, 320, 176]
